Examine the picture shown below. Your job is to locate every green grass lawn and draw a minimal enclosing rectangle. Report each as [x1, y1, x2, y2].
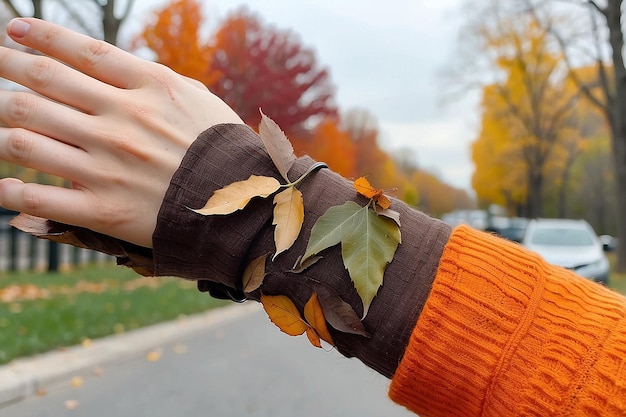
[2, 252, 626, 367]
[0, 263, 228, 365]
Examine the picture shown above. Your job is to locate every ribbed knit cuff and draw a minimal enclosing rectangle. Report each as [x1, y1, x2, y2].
[389, 225, 626, 416]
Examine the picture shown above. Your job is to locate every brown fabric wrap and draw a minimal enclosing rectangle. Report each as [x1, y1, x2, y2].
[153, 123, 452, 378]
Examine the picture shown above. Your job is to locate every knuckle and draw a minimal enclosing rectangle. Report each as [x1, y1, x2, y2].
[79, 39, 110, 68]
[146, 63, 177, 88]
[26, 56, 56, 88]
[6, 93, 36, 125]
[42, 25, 63, 46]
[21, 186, 42, 213]
[6, 129, 33, 163]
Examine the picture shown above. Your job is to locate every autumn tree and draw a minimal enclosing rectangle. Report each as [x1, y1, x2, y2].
[1, 0, 135, 45]
[290, 118, 357, 178]
[133, 0, 220, 86]
[470, 9, 582, 218]
[521, 0, 626, 271]
[209, 7, 337, 136]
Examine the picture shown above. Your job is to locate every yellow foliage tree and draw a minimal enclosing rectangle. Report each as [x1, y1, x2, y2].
[471, 17, 584, 217]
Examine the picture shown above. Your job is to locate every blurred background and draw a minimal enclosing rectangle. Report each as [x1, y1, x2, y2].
[1, 0, 626, 412]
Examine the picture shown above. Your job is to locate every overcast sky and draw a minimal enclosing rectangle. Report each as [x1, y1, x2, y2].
[122, 0, 479, 191]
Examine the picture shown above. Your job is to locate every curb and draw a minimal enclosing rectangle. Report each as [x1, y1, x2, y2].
[0, 302, 261, 408]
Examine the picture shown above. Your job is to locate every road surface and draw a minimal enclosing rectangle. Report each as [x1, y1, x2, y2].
[1, 307, 414, 417]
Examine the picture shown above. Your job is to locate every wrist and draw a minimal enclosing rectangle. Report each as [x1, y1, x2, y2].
[153, 122, 452, 378]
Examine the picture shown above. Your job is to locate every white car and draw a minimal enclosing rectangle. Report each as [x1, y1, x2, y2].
[521, 219, 610, 285]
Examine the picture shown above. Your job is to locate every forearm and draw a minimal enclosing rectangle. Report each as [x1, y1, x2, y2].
[152, 123, 452, 378]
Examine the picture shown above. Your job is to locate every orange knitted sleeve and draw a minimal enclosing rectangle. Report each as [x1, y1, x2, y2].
[389, 225, 626, 417]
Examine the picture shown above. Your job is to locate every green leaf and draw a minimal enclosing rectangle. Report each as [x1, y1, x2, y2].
[302, 201, 401, 317]
[301, 202, 355, 262]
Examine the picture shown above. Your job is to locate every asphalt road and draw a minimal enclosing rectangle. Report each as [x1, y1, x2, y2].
[1, 308, 414, 417]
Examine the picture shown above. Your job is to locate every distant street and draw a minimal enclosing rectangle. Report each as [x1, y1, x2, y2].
[1, 308, 414, 417]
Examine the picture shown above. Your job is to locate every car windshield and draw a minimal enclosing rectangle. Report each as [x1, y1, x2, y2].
[530, 228, 594, 246]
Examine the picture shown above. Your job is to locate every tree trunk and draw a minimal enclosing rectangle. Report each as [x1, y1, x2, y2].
[606, 0, 626, 272]
[527, 170, 544, 218]
[612, 128, 626, 271]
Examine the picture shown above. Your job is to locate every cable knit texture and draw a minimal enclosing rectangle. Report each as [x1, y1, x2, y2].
[389, 225, 626, 416]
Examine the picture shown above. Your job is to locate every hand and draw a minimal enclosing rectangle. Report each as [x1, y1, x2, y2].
[0, 18, 243, 248]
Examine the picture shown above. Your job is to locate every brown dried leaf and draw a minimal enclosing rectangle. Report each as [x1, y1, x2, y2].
[290, 255, 322, 273]
[303, 291, 334, 345]
[272, 187, 304, 259]
[9, 214, 154, 276]
[312, 282, 370, 337]
[258, 110, 296, 182]
[375, 206, 401, 227]
[242, 253, 269, 293]
[192, 175, 281, 215]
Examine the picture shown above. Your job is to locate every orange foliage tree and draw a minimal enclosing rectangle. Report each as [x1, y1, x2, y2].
[133, 0, 220, 86]
[134, 0, 473, 214]
[291, 118, 357, 178]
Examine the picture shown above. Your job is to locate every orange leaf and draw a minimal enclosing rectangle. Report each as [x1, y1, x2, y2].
[354, 177, 380, 199]
[260, 294, 308, 336]
[354, 177, 391, 210]
[305, 327, 322, 348]
[303, 291, 335, 345]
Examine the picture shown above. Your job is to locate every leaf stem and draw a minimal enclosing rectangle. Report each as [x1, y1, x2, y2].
[282, 162, 328, 188]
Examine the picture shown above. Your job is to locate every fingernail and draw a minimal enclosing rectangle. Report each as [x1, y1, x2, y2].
[8, 19, 30, 39]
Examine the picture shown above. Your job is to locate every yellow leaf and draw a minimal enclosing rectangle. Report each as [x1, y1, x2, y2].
[260, 294, 308, 337]
[272, 187, 304, 259]
[303, 292, 334, 346]
[146, 349, 162, 362]
[192, 175, 281, 215]
[70, 376, 84, 388]
[242, 253, 269, 293]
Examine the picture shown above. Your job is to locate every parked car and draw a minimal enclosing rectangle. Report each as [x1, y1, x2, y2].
[521, 219, 610, 285]
[487, 217, 529, 243]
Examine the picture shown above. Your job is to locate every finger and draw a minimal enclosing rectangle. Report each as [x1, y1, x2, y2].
[0, 179, 93, 227]
[0, 45, 114, 115]
[0, 127, 90, 182]
[0, 90, 96, 148]
[7, 18, 152, 90]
